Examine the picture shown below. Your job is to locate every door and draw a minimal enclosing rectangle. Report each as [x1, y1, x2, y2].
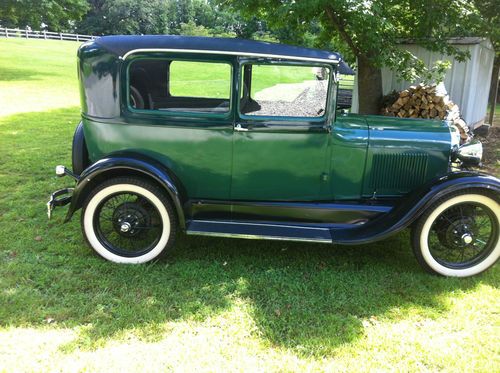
[112, 54, 235, 200]
[230, 62, 333, 201]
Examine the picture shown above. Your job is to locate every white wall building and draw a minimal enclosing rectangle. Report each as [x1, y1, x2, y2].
[351, 38, 495, 128]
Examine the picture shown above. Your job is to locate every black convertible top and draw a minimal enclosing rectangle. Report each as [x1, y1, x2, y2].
[94, 35, 354, 74]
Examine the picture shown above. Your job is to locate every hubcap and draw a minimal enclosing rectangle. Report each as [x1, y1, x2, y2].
[461, 233, 473, 245]
[120, 222, 132, 233]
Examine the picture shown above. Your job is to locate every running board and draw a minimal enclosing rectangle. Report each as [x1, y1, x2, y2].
[186, 220, 333, 243]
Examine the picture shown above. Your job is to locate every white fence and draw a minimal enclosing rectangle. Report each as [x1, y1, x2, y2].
[0, 27, 97, 42]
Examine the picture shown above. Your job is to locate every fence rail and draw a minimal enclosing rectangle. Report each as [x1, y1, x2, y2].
[0, 27, 97, 42]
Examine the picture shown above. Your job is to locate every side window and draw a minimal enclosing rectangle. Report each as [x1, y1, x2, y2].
[240, 64, 330, 118]
[128, 59, 231, 114]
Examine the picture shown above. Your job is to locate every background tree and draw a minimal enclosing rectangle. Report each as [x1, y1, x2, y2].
[76, 0, 274, 39]
[0, 0, 88, 31]
[473, 0, 499, 124]
[473, 0, 499, 54]
[178, 21, 211, 37]
[76, 0, 170, 35]
[219, 0, 485, 114]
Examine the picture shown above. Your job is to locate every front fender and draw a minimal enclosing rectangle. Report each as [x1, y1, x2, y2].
[64, 152, 187, 229]
[333, 171, 500, 244]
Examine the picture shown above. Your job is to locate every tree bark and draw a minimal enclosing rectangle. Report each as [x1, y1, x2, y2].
[487, 57, 499, 126]
[357, 56, 383, 115]
[323, 6, 383, 114]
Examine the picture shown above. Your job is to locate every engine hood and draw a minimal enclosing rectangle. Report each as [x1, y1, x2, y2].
[364, 115, 451, 150]
[359, 115, 452, 197]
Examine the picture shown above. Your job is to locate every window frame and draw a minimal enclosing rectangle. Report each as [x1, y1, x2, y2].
[124, 54, 234, 119]
[237, 60, 333, 123]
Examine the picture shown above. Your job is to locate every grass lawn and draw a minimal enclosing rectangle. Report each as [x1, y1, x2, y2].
[170, 63, 320, 98]
[339, 73, 354, 90]
[0, 38, 499, 372]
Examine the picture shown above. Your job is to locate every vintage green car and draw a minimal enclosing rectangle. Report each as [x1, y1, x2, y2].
[48, 35, 499, 277]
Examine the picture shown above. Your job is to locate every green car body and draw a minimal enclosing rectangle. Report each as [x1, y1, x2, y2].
[48, 35, 500, 276]
[78, 39, 451, 202]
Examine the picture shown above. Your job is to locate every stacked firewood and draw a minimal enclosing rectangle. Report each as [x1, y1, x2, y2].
[381, 84, 470, 141]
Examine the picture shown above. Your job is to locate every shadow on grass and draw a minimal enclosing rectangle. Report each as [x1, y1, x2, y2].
[0, 108, 499, 357]
[2, 229, 498, 356]
[0, 67, 55, 82]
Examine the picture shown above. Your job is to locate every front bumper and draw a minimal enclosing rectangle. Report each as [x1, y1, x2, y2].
[47, 188, 73, 219]
[47, 165, 78, 219]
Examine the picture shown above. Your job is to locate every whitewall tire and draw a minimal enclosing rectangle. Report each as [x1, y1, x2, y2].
[412, 192, 499, 277]
[81, 177, 176, 264]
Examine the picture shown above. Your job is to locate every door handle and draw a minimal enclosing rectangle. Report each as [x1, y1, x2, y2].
[234, 124, 249, 132]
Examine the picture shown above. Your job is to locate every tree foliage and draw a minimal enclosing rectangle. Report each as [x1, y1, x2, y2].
[474, 0, 500, 57]
[218, 0, 489, 113]
[76, 0, 170, 35]
[221, 0, 485, 79]
[75, 0, 270, 38]
[0, 0, 88, 31]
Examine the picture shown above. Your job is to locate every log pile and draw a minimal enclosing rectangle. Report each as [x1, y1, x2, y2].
[381, 84, 470, 142]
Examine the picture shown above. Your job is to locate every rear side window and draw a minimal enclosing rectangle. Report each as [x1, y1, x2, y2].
[128, 59, 231, 114]
[240, 64, 330, 118]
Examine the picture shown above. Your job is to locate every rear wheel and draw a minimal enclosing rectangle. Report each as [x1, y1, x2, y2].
[81, 177, 176, 263]
[411, 192, 499, 277]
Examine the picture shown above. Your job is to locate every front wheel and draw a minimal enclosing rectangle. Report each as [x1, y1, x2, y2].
[81, 177, 176, 263]
[411, 192, 499, 277]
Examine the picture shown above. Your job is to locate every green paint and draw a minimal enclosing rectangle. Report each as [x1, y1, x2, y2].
[79, 43, 453, 202]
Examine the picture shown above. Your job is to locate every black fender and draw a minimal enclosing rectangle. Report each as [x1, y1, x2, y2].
[333, 171, 500, 244]
[64, 152, 187, 229]
[72, 122, 90, 175]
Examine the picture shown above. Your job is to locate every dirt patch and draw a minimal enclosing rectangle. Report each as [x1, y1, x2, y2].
[474, 126, 500, 177]
[247, 81, 328, 117]
[254, 81, 318, 102]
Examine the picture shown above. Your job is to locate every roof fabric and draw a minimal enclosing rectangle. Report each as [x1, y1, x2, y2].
[94, 35, 354, 74]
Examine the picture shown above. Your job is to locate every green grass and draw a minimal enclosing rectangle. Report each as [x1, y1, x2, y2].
[249, 64, 319, 94]
[0, 38, 81, 116]
[169, 60, 232, 98]
[1, 38, 499, 372]
[169, 62, 323, 98]
[339, 73, 354, 90]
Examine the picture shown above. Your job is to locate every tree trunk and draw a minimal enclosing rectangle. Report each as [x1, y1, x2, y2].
[487, 57, 499, 126]
[357, 56, 383, 115]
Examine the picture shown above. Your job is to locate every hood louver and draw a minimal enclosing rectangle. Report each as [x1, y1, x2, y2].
[369, 153, 429, 193]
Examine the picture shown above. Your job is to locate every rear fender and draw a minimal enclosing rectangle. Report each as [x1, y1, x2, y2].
[333, 171, 500, 244]
[72, 121, 90, 175]
[64, 152, 187, 229]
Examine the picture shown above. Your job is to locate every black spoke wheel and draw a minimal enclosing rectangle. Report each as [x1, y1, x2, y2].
[412, 192, 500, 277]
[94, 192, 163, 257]
[428, 203, 497, 268]
[81, 177, 177, 263]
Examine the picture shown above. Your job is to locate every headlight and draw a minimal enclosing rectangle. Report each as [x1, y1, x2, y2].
[449, 125, 461, 149]
[456, 140, 483, 165]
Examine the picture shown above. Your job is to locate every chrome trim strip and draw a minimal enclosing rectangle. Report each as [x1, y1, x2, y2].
[186, 230, 332, 243]
[193, 219, 330, 231]
[122, 48, 339, 64]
